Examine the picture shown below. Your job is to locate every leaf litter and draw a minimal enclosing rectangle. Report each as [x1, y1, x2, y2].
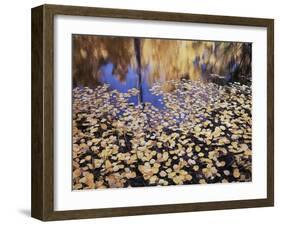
[72, 79, 252, 190]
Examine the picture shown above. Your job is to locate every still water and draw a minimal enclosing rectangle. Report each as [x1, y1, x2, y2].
[99, 62, 165, 109]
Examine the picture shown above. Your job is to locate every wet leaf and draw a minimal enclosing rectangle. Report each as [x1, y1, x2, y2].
[233, 168, 240, 178]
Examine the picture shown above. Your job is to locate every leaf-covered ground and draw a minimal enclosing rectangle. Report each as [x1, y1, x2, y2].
[72, 79, 252, 190]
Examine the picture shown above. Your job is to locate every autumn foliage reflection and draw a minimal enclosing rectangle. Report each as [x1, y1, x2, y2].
[72, 35, 252, 189]
[72, 35, 251, 89]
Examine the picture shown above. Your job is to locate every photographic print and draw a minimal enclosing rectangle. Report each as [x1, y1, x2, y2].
[72, 35, 252, 190]
[31, 5, 274, 220]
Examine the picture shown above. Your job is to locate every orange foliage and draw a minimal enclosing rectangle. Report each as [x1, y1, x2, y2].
[72, 35, 250, 87]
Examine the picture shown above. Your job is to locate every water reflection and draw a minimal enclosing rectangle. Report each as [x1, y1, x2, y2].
[73, 36, 252, 92]
[99, 62, 165, 109]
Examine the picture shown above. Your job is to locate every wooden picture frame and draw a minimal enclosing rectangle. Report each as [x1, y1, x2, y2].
[31, 4, 274, 221]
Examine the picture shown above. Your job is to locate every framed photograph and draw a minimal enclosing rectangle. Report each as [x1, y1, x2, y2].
[31, 4, 274, 221]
